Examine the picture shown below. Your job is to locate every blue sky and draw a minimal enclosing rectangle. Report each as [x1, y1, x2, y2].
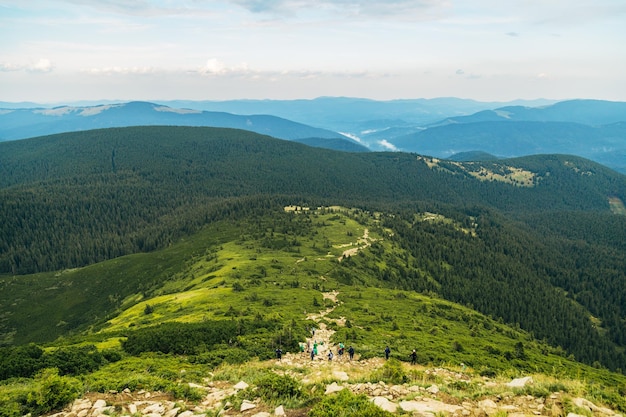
[1, 0, 625, 103]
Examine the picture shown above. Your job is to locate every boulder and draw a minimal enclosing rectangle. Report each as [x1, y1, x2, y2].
[372, 396, 398, 413]
[507, 377, 533, 388]
[333, 371, 349, 381]
[234, 381, 249, 390]
[275, 405, 286, 416]
[427, 384, 440, 394]
[325, 382, 345, 395]
[241, 400, 257, 411]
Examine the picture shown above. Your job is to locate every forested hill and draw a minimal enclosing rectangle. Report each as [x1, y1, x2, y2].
[1, 125, 625, 276]
[2, 125, 626, 374]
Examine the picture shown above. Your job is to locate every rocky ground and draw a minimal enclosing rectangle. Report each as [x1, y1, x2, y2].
[44, 294, 625, 417]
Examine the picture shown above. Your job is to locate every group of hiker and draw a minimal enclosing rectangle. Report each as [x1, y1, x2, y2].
[302, 340, 356, 362]
[275, 327, 418, 364]
[277, 342, 417, 365]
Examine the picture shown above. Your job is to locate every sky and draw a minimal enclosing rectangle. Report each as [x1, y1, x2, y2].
[1, 0, 625, 103]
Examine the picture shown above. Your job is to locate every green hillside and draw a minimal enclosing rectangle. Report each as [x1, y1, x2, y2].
[2, 126, 626, 415]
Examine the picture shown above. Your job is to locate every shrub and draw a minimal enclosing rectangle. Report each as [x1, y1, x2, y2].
[254, 372, 304, 404]
[371, 358, 407, 384]
[27, 368, 82, 415]
[191, 348, 251, 367]
[309, 389, 393, 417]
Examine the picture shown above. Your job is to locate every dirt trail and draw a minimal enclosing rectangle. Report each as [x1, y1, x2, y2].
[338, 228, 373, 261]
[282, 291, 354, 365]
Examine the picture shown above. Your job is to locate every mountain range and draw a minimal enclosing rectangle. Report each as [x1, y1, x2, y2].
[0, 101, 368, 153]
[2, 125, 626, 415]
[2, 97, 625, 172]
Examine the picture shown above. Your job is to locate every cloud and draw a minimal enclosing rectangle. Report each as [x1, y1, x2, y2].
[0, 62, 23, 72]
[230, 0, 449, 19]
[0, 59, 53, 73]
[506, 31, 519, 37]
[84, 66, 155, 75]
[456, 69, 464, 75]
[378, 139, 397, 151]
[29, 59, 54, 73]
[196, 59, 251, 76]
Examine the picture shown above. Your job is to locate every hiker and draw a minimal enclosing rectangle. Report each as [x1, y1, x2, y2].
[328, 350, 334, 361]
[338, 342, 344, 360]
[276, 348, 282, 361]
[410, 349, 417, 365]
[384, 346, 391, 360]
[310, 349, 315, 361]
[348, 345, 355, 360]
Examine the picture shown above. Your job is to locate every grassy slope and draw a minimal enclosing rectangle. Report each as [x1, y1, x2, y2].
[3, 207, 623, 387]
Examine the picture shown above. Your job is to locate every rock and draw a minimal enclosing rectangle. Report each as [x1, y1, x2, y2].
[390, 385, 408, 397]
[275, 405, 286, 416]
[93, 399, 108, 409]
[325, 382, 344, 395]
[333, 371, 349, 381]
[427, 384, 440, 394]
[372, 396, 398, 413]
[177, 411, 195, 417]
[128, 403, 138, 414]
[72, 399, 92, 412]
[164, 407, 180, 417]
[143, 403, 166, 415]
[241, 400, 257, 411]
[400, 398, 461, 414]
[234, 381, 249, 390]
[478, 399, 499, 414]
[507, 377, 533, 388]
[251, 412, 271, 417]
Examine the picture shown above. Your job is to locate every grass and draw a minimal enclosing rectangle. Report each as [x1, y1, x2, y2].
[3, 206, 626, 416]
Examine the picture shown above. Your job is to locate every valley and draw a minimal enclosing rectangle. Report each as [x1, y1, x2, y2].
[1, 126, 626, 416]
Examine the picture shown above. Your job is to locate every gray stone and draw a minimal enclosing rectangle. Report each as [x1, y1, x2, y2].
[325, 382, 344, 395]
[372, 396, 398, 413]
[241, 400, 257, 411]
[234, 381, 249, 390]
[507, 377, 533, 388]
[274, 405, 286, 416]
[143, 403, 165, 414]
[93, 399, 108, 409]
[427, 384, 440, 394]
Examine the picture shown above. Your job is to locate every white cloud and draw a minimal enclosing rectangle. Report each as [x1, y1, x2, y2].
[378, 139, 398, 151]
[84, 66, 156, 75]
[0, 59, 54, 73]
[29, 58, 54, 73]
[0, 62, 23, 72]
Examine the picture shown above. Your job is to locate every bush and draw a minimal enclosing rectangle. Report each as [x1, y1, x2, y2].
[371, 358, 407, 384]
[191, 348, 251, 367]
[309, 389, 393, 417]
[27, 368, 82, 415]
[254, 372, 304, 404]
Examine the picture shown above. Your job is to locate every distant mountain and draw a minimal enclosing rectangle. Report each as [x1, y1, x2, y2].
[391, 100, 626, 173]
[0, 101, 359, 149]
[157, 97, 555, 144]
[435, 99, 626, 127]
[447, 151, 500, 161]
